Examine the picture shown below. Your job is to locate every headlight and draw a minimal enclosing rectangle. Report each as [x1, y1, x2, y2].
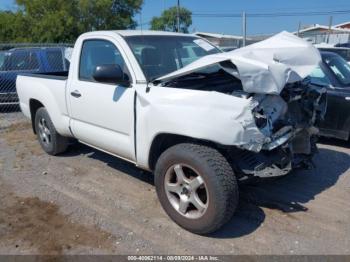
[253, 108, 268, 129]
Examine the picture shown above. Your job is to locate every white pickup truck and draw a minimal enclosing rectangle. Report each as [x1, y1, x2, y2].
[17, 30, 326, 234]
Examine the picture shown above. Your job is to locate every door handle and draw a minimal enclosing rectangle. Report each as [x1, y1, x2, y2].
[70, 90, 81, 98]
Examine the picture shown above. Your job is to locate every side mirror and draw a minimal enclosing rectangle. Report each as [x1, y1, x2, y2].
[92, 64, 130, 86]
[327, 84, 335, 89]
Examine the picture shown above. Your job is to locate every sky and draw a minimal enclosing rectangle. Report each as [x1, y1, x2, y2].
[1, 0, 350, 36]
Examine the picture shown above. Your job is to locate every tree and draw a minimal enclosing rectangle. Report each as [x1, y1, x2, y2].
[15, 0, 78, 42]
[0, 0, 143, 43]
[0, 11, 29, 42]
[75, 0, 143, 32]
[150, 6, 192, 33]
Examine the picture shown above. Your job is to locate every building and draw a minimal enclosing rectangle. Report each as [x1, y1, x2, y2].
[194, 32, 253, 50]
[334, 21, 350, 30]
[296, 23, 350, 44]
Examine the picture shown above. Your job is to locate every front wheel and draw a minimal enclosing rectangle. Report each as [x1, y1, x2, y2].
[34, 107, 69, 155]
[154, 143, 238, 234]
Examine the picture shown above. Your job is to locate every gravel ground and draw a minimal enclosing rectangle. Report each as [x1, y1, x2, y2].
[0, 112, 349, 255]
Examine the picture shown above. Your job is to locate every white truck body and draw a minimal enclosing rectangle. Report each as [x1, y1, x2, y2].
[17, 30, 325, 175]
[16, 30, 328, 233]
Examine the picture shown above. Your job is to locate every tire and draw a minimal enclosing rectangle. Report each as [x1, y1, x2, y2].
[34, 107, 68, 155]
[154, 143, 238, 234]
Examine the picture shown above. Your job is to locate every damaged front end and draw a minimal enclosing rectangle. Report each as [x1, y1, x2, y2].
[154, 31, 327, 179]
[233, 80, 326, 179]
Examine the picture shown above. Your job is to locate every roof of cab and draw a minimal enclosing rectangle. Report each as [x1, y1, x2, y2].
[115, 30, 194, 37]
[81, 30, 196, 38]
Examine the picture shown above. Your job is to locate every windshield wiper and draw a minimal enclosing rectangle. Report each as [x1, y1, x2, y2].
[166, 72, 209, 84]
[146, 76, 163, 92]
[149, 71, 211, 89]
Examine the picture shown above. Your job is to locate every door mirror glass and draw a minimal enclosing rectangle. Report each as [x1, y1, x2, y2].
[92, 64, 129, 86]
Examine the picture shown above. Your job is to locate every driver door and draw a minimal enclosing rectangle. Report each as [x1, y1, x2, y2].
[68, 39, 136, 161]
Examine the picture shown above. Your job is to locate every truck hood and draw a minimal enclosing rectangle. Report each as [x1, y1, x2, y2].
[155, 31, 321, 95]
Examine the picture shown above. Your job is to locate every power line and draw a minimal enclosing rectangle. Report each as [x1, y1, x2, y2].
[251, 10, 350, 17]
[192, 9, 350, 18]
[194, 4, 350, 13]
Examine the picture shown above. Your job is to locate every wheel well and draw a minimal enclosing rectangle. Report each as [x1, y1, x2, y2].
[29, 99, 44, 134]
[148, 134, 218, 171]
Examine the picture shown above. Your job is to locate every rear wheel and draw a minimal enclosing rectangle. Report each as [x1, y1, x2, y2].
[34, 107, 68, 155]
[154, 143, 238, 234]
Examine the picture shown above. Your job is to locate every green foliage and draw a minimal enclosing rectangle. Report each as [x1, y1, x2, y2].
[0, 0, 143, 43]
[0, 11, 29, 42]
[150, 6, 192, 33]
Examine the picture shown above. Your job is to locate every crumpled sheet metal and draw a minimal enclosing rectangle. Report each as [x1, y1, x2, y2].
[156, 31, 321, 95]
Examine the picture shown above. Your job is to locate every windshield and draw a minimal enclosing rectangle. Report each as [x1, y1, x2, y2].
[324, 54, 350, 85]
[309, 66, 331, 86]
[124, 35, 221, 81]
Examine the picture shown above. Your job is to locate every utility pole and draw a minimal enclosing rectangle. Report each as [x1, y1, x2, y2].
[139, 10, 143, 31]
[327, 16, 333, 43]
[297, 21, 301, 37]
[242, 12, 246, 47]
[177, 0, 180, 32]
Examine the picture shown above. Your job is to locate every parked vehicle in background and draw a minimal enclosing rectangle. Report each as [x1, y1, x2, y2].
[309, 51, 350, 140]
[335, 42, 350, 48]
[315, 44, 350, 63]
[17, 31, 326, 234]
[220, 46, 237, 52]
[0, 47, 70, 107]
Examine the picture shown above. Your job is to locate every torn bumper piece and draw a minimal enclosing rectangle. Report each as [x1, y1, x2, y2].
[229, 135, 317, 179]
[233, 135, 320, 179]
[229, 147, 292, 179]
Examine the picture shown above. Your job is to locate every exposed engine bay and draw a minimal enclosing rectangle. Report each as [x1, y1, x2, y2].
[153, 32, 327, 178]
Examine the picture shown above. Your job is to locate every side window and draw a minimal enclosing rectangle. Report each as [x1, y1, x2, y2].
[0, 52, 5, 69]
[9, 51, 39, 71]
[309, 66, 331, 86]
[79, 40, 129, 82]
[47, 50, 64, 71]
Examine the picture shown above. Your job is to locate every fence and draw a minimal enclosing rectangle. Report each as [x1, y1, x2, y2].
[0, 43, 73, 131]
[297, 32, 350, 45]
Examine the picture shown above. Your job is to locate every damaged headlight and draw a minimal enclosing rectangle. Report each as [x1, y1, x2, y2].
[253, 108, 268, 129]
[252, 95, 288, 137]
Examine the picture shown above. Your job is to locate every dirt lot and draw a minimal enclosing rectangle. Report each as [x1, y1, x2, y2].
[0, 112, 349, 255]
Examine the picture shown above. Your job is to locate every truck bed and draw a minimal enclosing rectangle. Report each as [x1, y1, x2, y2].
[19, 71, 69, 80]
[16, 73, 71, 137]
